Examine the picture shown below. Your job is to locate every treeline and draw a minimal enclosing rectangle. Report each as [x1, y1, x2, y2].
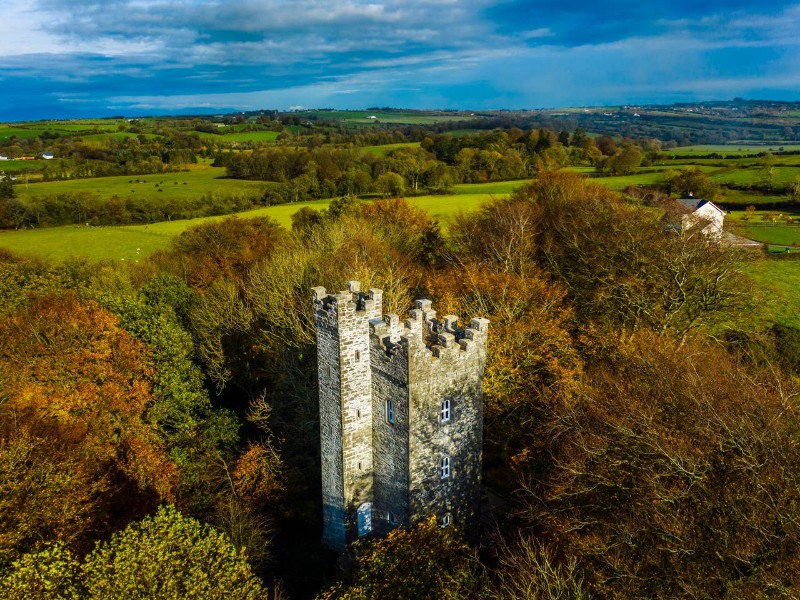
[219, 127, 660, 203]
[0, 190, 264, 229]
[1, 173, 799, 598]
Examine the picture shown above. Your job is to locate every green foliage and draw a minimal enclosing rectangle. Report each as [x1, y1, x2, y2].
[82, 505, 264, 599]
[318, 517, 484, 600]
[772, 323, 800, 374]
[0, 543, 82, 600]
[0, 174, 14, 200]
[667, 166, 720, 200]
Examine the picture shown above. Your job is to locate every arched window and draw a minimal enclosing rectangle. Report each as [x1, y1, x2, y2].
[440, 399, 451, 423]
[386, 399, 395, 424]
[357, 502, 372, 537]
[440, 513, 452, 528]
[440, 456, 450, 479]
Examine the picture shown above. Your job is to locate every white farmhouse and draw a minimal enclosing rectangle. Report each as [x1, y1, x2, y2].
[678, 197, 725, 238]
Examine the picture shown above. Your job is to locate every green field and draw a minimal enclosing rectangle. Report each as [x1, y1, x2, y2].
[741, 257, 800, 328]
[14, 166, 269, 202]
[721, 189, 788, 205]
[194, 130, 281, 142]
[665, 144, 800, 156]
[712, 166, 800, 187]
[452, 179, 531, 195]
[362, 143, 421, 156]
[0, 160, 49, 172]
[0, 189, 504, 261]
[735, 224, 800, 247]
[77, 132, 159, 142]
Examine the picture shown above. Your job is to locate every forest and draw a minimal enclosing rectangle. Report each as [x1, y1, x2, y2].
[1, 166, 800, 598]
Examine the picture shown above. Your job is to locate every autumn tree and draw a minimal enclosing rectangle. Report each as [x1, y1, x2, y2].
[520, 172, 743, 335]
[0, 294, 177, 566]
[318, 517, 484, 600]
[515, 332, 800, 598]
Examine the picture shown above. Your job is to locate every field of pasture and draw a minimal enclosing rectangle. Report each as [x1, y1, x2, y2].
[0, 189, 507, 261]
[12, 166, 270, 203]
[664, 144, 800, 156]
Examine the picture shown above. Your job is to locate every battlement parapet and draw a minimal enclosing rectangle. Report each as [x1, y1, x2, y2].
[364, 297, 488, 362]
[312, 281, 383, 322]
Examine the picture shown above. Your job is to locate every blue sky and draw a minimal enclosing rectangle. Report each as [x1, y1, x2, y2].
[1, 0, 799, 120]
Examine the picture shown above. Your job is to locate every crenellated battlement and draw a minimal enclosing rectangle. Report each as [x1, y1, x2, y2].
[314, 280, 488, 551]
[312, 280, 383, 323]
[369, 298, 489, 364]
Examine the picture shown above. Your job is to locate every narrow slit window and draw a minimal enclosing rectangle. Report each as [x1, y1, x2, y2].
[441, 399, 451, 423]
[387, 399, 395, 424]
[440, 456, 450, 479]
[355, 350, 361, 362]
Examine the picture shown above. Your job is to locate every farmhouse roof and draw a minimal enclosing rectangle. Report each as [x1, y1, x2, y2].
[677, 197, 724, 214]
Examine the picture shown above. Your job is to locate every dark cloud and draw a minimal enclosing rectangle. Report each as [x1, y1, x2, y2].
[0, 0, 797, 119]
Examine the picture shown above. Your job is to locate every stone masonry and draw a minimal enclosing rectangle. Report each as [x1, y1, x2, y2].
[312, 280, 489, 551]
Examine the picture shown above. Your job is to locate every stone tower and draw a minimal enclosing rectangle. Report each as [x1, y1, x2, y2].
[312, 281, 489, 551]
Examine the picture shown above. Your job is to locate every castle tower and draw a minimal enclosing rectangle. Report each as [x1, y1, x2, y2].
[313, 282, 488, 551]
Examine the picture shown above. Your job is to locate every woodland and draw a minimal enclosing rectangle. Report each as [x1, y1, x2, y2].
[1, 107, 800, 598]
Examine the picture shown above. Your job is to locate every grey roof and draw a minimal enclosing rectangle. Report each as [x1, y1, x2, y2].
[677, 197, 707, 210]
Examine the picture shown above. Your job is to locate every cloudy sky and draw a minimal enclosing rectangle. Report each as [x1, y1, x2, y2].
[1, 0, 799, 120]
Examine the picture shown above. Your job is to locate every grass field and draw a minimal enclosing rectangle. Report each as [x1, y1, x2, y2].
[452, 180, 531, 195]
[721, 189, 789, 205]
[741, 257, 800, 328]
[194, 130, 281, 142]
[0, 190, 505, 261]
[77, 132, 159, 142]
[712, 166, 800, 187]
[0, 160, 49, 172]
[362, 142, 421, 156]
[665, 144, 800, 156]
[14, 166, 270, 202]
[735, 224, 800, 246]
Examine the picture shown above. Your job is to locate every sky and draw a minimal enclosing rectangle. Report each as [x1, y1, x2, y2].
[1, 0, 799, 120]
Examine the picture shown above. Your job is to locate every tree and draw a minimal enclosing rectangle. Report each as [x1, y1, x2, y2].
[495, 172, 745, 336]
[515, 332, 800, 598]
[375, 172, 405, 197]
[318, 517, 484, 600]
[82, 505, 265, 599]
[491, 536, 587, 600]
[0, 543, 81, 600]
[760, 151, 776, 187]
[0, 174, 14, 200]
[789, 176, 800, 202]
[0, 294, 178, 566]
[603, 143, 642, 175]
[667, 167, 720, 201]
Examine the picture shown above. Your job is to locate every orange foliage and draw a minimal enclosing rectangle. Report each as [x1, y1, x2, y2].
[0, 294, 178, 562]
